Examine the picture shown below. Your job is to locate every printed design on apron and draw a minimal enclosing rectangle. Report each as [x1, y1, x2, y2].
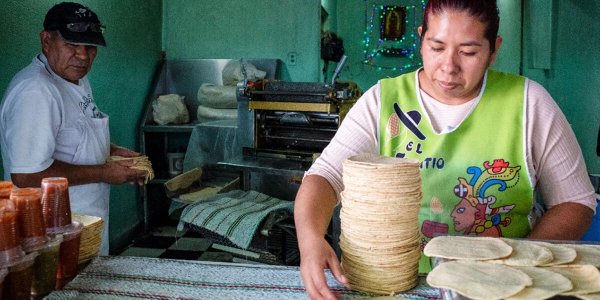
[420, 159, 521, 249]
[79, 93, 104, 119]
[380, 71, 532, 261]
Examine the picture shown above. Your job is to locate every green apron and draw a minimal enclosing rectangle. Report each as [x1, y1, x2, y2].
[379, 69, 534, 272]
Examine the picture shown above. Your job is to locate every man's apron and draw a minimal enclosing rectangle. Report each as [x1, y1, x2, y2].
[67, 114, 111, 255]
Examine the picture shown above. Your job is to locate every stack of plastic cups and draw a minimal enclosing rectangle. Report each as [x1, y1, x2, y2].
[11, 188, 48, 253]
[10, 188, 48, 299]
[0, 181, 15, 299]
[0, 181, 12, 200]
[0, 201, 25, 272]
[10, 187, 63, 299]
[0, 181, 14, 212]
[0, 190, 35, 300]
[41, 177, 83, 290]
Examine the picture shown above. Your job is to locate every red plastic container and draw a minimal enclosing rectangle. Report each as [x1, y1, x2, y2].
[0, 200, 14, 212]
[11, 188, 48, 252]
[55, 221, 83, 289]
[0, 209, 24, 267]
[41, 177, 72, 232]
[0, 181, 13, 200]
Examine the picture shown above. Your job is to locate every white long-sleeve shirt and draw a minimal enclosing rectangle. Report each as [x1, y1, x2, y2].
[307, 74, 596, 213]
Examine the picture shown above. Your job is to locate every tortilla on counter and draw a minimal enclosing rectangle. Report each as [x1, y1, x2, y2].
[487, 238, 553, 266]
[529, 241, 578, 266]
[505, 266, 573, 300]
[427, 260, 532, 300]
[577, 293, 600, 300]
[424, 236, 512, 260]
[561, 244, 600, 267]
[546, 265, 600, 296]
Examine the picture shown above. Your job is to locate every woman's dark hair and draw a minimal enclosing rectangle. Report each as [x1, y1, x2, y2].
[421, 0, 500, 52]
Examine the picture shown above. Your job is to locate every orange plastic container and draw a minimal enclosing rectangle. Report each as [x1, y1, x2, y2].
[0, 209, 24, 267]
[11, 188, 48, 252]
[41, 177, 72, 232]
[55, 221, 82, 289]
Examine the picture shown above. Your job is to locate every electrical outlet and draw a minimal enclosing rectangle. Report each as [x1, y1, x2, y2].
[287, 52, 298, 66]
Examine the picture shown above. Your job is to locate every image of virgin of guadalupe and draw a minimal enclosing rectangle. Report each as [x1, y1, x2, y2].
[381, 6, 406, 40]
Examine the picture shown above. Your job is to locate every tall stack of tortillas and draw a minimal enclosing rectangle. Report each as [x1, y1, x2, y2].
[340, 153, 422, 295]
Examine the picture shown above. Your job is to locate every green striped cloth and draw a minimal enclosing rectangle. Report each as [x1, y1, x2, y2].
[177, 190, 294, 249]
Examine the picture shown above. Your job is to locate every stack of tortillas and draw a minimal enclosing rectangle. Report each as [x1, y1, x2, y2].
[340, 153, 422, 295]
[108, 155, 155, 184]
[424, 236, 600, 299]
[72, 213, 104, 264]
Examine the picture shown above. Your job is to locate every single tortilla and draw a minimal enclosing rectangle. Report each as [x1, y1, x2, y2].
[547, 265, 600, 295]
[424, 236, 513, 260]
[561, 244, 600, 267]
[487, 238, 554, 266]
[427, 260, 532, 300]
[577, 293, 600, 300]
[505, 266, 573, 300]
[530, 241, 578, 266]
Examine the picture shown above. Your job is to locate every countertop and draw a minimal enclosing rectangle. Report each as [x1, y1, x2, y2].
[46, 256, 441, 299]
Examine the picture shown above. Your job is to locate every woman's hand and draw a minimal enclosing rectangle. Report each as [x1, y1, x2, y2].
[299, 237, 347, 300]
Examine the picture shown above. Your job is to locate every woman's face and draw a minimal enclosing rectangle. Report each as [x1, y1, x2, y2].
[418, 10, 501, 104]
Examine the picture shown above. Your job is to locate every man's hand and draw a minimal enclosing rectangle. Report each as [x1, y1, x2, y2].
[102, 159, 147, 185]
[110, 144, 140, 157]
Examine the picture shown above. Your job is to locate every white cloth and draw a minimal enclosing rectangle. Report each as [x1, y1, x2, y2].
[0, 54, 111, 254]
[307, 70, 597, 214]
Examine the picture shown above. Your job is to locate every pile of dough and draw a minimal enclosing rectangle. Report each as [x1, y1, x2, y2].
[108, 155, 155, 184]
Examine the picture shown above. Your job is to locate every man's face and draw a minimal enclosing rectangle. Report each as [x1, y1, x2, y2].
[418, 10, 501, 104]
[41, 31, 97, 84]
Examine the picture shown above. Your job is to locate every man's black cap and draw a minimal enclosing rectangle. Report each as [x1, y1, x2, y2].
[43, 2, 106, 47]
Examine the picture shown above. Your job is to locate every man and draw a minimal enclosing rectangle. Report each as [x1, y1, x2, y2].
[0, 2, 147, 255]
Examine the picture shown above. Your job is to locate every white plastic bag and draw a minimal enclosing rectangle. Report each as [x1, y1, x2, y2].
[152, 94, 190, 125]
[196, 105, 237, 123]
[197, 83, 238, 109]
[221, 60, 266, 86]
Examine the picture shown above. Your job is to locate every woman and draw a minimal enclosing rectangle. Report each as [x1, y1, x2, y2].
[294, 0, 596, 299]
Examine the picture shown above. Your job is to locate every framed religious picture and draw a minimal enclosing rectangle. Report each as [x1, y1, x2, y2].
[381, 5, 407, 40]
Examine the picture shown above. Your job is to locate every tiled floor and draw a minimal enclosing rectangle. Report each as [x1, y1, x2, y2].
[117, 225, 258, 264]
